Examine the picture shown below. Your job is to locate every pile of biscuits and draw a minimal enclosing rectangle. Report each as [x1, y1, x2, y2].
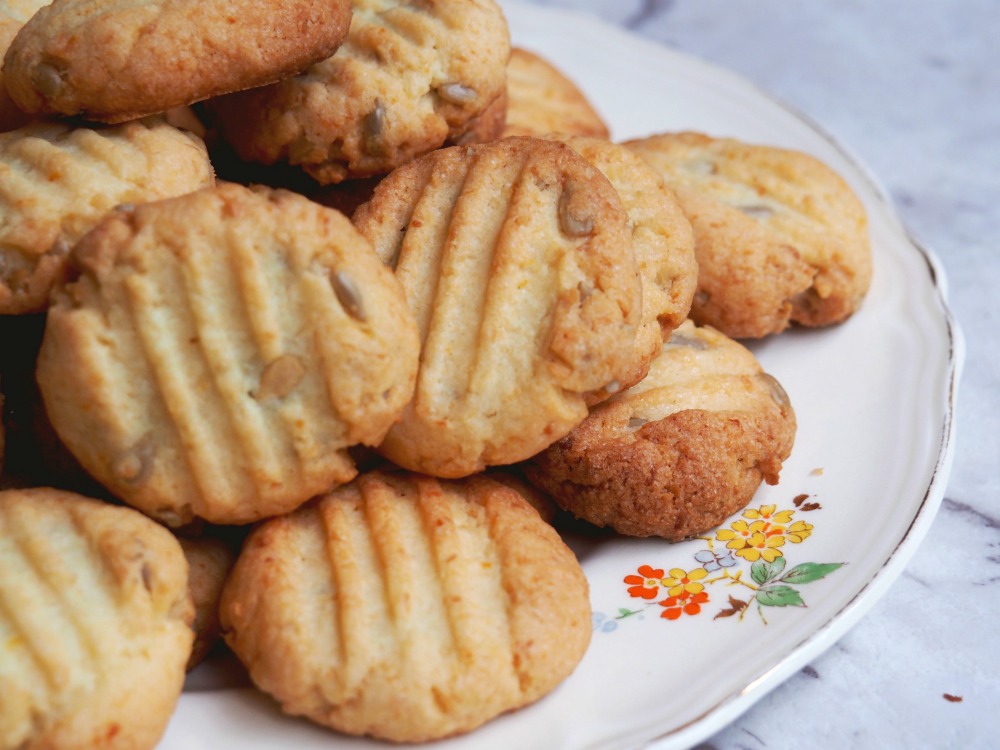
[0, 0, 872, 747]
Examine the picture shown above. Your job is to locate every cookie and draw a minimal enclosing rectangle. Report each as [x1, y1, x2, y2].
[220, 470, 591, 742]
[37, 182, 420, 526]
[548, 134, 697, 400]
[352, 136, 642, 477]
[204, 0, 510, 184]
[0, 118, 215, 315]
[0, 488, 193, 750]
[180, 535, 237, 670]
[525, 320, 796, 539]
[625, 131, 871, 338]
[0, 0, 49, 131]
[503, 47, 610, 139]
[2, 0, 353, 122]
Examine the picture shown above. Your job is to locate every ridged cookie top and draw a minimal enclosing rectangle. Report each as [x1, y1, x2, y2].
[0, 488, 193, 750]
[37, 183, 420, 526]
[0, 118, 214, 314]
[2, 0, 354, 121]
[503, 48, 610, 139]
[220, 471, 591, 742]
[206, 0, 510, 184]
[353, 137, 642, 477]
[625, 132, 872, 337]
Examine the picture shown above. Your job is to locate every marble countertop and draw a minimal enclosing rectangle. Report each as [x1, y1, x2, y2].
[510, 0, 998, 747]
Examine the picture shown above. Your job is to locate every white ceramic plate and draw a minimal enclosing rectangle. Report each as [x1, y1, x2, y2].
[164, 2, 963, 748]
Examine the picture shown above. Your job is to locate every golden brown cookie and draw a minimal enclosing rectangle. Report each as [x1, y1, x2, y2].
[504, 47, 610, 139]
[547, 134, 697, 400]
[0, 0, 50, 131]
[220, 470, 591, 742]
[2, 0, 353, 122]
[353, 136, 642, 477]
[625, 131, 871, 338]
[525, 320, 796, 539]
[180, 535, 237, 670]
[204, 0, 510, 184]
[37, 182, 420, 526]
[0, 488, 193, 750]
[0, 118, 215, 315]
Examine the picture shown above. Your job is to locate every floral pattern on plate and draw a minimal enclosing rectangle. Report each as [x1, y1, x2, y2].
[597, 498, 845, 629]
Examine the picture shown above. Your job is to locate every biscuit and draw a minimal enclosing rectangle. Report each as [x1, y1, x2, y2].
[204, 0, 510, 184]
[504, 48, 610, 139]
[525, 320, 796, 539]
[0, 0, 50, 131]
[625, 132, 871, 338]
[2, 0, 353, 122]
[0, 118, 215, 315]
[548, 134, 697, 400]
[352, 136, 643, 477]
[180, 535, 237, 670]
[37, 182, 420, 526]
[220, 470, 591, 742]
[0, 487, 193, 750]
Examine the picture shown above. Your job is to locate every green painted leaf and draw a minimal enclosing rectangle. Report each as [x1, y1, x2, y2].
[751, 557, 786, 585]
[755, 585, 805, 608]
[783, 562, 845, 584]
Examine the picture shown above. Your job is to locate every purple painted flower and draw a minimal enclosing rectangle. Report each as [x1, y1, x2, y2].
[694, 548, 737, 572]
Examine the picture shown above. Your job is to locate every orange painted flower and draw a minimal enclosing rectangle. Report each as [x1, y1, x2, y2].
[662, 567, 708, 598]
[624, 564, 666, 599]
[660, 590, 709, 620]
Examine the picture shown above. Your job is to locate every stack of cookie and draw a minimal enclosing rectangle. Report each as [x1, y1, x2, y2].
[0, 0, 872, 747]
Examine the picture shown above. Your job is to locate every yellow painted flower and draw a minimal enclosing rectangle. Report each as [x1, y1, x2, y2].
[786, 520, 814, 543]
[662, 567, 708, 597]
[743, 504, 795, 525]
[739, 531, 786, 562]
[717, 516, 793, 562]
[716, 519, 764, 550]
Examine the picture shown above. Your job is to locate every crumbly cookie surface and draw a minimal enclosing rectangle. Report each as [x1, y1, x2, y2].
[504, 47, 609, 139]
[0, 488, 193, 750]
[0, 118, 214, 314]
[37, 182, 420, 526]
[0, 0, 50, 131]
[548, 135, 696, 400]
[353, 136, 642, 477]
[2, 0, 353, 122]
[525, 320, 796, 539]
[625, 131, 871, 338]
[205, 0, 510, 184]
[220, 471, 591, 742]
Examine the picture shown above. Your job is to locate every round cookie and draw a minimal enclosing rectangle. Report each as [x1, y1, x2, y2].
[0, 118, 215, 315]
[353, 136, 643, 477]
[2, 0, 353, 122]
[548, 134, 697, 401]
[0, 0, 51, 131]
[37, 182, 420, 526]
[220, 470, 591, 742]
[525, 320, 797, 539]
[0, 488, 193, 750]
[625, 131, 872, 338]
[503, 48, 610, 139]
[204, 0, 510, 184]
